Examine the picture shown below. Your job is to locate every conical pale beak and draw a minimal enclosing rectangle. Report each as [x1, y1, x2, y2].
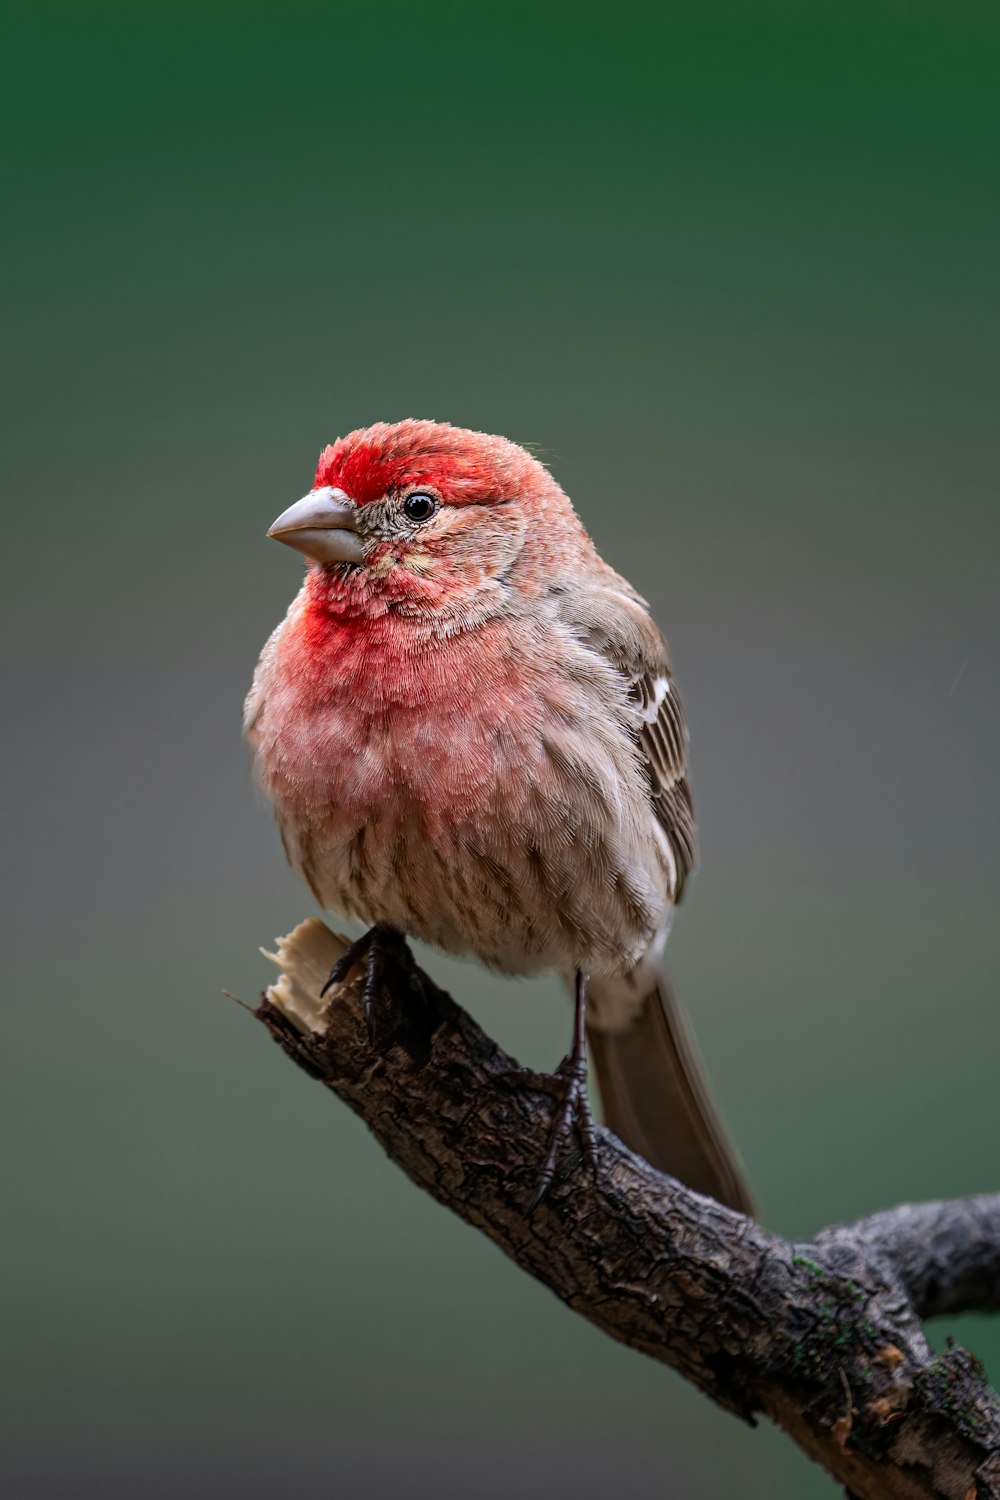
[267, 486, 365, 565]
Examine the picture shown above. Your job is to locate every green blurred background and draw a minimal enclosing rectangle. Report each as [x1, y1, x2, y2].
[3, 2, 999, 1494]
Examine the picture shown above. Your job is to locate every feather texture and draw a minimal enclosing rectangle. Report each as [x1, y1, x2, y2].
[247, 420, 750, 1212]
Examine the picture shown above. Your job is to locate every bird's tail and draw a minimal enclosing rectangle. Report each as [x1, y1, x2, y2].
[584, 966, 755, 1216]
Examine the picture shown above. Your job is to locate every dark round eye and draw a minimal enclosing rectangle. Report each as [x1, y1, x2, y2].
[403, 491, 437, 522]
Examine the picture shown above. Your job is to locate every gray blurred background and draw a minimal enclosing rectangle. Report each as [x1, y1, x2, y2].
[3, 3, 998, 1495]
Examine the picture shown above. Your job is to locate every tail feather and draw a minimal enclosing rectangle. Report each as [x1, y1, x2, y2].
[586, 970, 755, 1216]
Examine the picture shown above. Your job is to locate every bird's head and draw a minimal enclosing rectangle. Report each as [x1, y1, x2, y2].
[267, 420, 586, 622]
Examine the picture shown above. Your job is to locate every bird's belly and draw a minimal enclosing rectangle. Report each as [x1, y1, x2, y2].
[254, 649, 668, 977]
[267, 708, 568, 969]
[307, 812, 565, 975]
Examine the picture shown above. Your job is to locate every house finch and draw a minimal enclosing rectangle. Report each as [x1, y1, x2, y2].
[246, 419, 752, 1213]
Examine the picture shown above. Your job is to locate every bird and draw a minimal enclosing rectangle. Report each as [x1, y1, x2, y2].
[245, 419, 752, 1214]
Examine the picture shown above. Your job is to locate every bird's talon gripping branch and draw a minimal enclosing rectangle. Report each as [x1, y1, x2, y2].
[502, 1065, 599, 1197]
[514, 971, 599, 1211]
[527, 1068, 598, 1212]
[320, 927, 374, 997]
[321, 923, 414, 1046]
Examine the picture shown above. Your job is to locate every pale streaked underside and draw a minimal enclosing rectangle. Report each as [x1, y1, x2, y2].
[246, 565, 695, 1011]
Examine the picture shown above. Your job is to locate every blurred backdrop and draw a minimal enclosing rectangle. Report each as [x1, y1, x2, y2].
[3, 2, 999, 1495]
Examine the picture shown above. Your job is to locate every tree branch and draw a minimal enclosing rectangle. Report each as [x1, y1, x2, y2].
[253, 918, 1000, 1500]
[817, 1200, 1000, 1322]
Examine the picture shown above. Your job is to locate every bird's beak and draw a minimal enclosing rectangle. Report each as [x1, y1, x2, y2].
[266, 486, 365, 565]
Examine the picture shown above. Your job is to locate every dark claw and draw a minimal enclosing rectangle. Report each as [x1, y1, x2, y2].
[320, 923, 416, 1046]
[506, 970, 599, 1212]
[321, 927, 377, 996]
[526, 1046, 599, 1212]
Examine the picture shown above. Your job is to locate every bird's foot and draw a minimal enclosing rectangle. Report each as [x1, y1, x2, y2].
[506, 1048, 599, 1211]
[504, 969, 599, 1212]
[320, 923, 419, 1046]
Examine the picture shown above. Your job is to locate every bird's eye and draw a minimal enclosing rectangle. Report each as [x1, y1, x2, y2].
[403, 491, 437, 522]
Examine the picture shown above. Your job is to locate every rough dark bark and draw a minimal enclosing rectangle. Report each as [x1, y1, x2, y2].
[254, 918, 1000, 1500]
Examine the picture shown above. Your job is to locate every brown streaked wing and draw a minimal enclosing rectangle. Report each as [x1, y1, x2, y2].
[631, 666, 697, 900]
[556, 579, 698, 902]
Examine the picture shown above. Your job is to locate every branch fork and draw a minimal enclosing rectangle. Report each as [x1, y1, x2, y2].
[253, 918, 1000, 1500]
